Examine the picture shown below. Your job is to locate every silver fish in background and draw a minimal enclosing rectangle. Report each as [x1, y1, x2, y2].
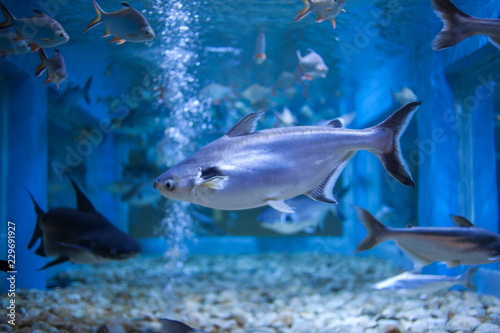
[27, 178, 142, 270]
[296, 48, 328, 81]
[159, 318, 210, 333]
[35, 48, 67, 89]
[0, 3, 69, 51]
[391, 87, 417, 106]
[198, 83, 239, 103]
[85, 0, 155, 44]
[254, 25, 266, 65]
[294, 0, 346, 29]
[431, 0, 500, 50]
[154, 102, 420, 213]
[354, 206, 500, 269]
[0, 29, 29, 58]
[372, 267, 478, 295]
[258, 187, 348, 235]
[274, 106, 299, 127]
[242, 83, 273, 105]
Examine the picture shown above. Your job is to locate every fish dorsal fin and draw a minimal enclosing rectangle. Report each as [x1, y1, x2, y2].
[307, 152, 354, 204]
[32, 9, 47, 18]
[226, 112, 263, 137]
[121, 2, 131, 8]
[449, 215, 474, 228]
[406, 223, 414, 228]
[327, 119, 343, 128]
[69, 177, 96, 212]
[159, 318, 195, 333]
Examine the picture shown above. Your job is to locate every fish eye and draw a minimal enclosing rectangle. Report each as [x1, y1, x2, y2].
[165, 180, 174, 190]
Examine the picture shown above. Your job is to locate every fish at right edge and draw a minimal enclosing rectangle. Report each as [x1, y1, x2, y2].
[354, 206, 500, 270]
[431, 0, 500, 50]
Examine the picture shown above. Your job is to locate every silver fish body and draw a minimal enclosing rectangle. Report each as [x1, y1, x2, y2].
[0, 4, 69, 49]
[372, 267, 478, 295]
[354, 206, 500, 269]
[297, 48, 328, 80]
[295, 0, 346, 29]
[0, 29, 29, 57]
[85, 0, 155, 44]
[432, 0, 500, 50]
[154, 102, 420, 213]
[35, 48, 67, 87]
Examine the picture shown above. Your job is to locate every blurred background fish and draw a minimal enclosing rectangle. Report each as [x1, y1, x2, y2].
[0, 29, 29, 58]
[296, 48, 328, 81]
[253, 25, 266, 65]
[294, 0, 346, 29]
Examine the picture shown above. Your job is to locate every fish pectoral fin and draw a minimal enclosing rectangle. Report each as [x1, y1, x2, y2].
[396, 241, 433, 270]
[266, 199, 295, 214]
[307, 152, 354, 204]
[37, 256, 70, 271]
[446, 260, 460, 268]
[327, 119, 343, 128]
[449, 215, 474, 228]
[197, 176, 229, 190]
[225, 112, 264, 136]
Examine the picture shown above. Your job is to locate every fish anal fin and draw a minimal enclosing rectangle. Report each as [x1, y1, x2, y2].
[109, 36, 126, 44]
[102, 26, 111, 37]
[307, 152, 354, 204]
[226, 112, 264, 136]
[266, 199, 295, 214]
[330, 18, 336, 29]
[449, 215, 474, 228]
[37, 256, 70, 271]
[396, 241, 433, 270]
[44, 75, 51, 84]
[69, 177, 96, 212]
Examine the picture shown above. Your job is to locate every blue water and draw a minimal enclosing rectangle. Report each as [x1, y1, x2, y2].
[1, 0, 500, 307]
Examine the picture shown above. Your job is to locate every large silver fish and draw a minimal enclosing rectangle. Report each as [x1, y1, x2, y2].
[372, 267, 478, 295]
[431, 0, 500, 50]
[84, 0, 155, 44]
[0, 3, 69, 51]
[154, 102, 420, 213]
[354, 206, 500, 269]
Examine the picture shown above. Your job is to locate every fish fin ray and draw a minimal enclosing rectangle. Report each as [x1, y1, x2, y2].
[25, 189, 46, 249]
[372, 102, 421, 187]
[294, 0, 311, 21]
[69, 177, 96, 212]
[449, 214, 474, 227]
[307, 152, 354, 203]
[226, 112, 264, 136]
[0, 3, 14, 29]
[197, 176, 228, 190]
[354, 206, 389, 252]
[266, 199, 295, 214]
[84, 0, 103, 33]
[37, 256, 70, 271]
[431, 0, 471, 50]
[396, 241, 433, 270]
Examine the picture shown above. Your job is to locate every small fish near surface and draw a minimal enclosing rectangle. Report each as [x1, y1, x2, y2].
[431, 0, 500, 50]
[254, 25, 266, 65]
[35, 48, 67, 89]
[294, 0, 346, 29]
[354, 206, 500, 269]
[296, 48, 329, 81]
[372, 267, 478, 295]
[159, 318, 210, 333]
[0, 2, 69, 51]
[0, 29, 29, 58]
[27, 178, 142, 270]
[154, 102, 420, 213]
[85, 0, 155, 44]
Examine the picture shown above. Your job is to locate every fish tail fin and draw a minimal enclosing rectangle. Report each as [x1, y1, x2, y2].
[0, 2, 14, 29]
[25, 189, 45, 250]
[294, 0, 311, 21]
[460, 266, 478, 291]
[354, 206, 389, 252]
[84, 0, 104, 33]
[371, 102, 421, 187]
[34, 48, 47, 77]
[431, 0, 472, 51]
[83, 76, 93, 103]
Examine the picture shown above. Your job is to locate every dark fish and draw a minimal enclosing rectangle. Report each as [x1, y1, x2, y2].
[27, 178, 142, 270]
[354, 206, 500, 269]
[0, 260, 10, 272]
[159, 318, 210, 333]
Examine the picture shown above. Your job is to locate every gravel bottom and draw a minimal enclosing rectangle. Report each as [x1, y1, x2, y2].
[1, 253, 500, 333]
